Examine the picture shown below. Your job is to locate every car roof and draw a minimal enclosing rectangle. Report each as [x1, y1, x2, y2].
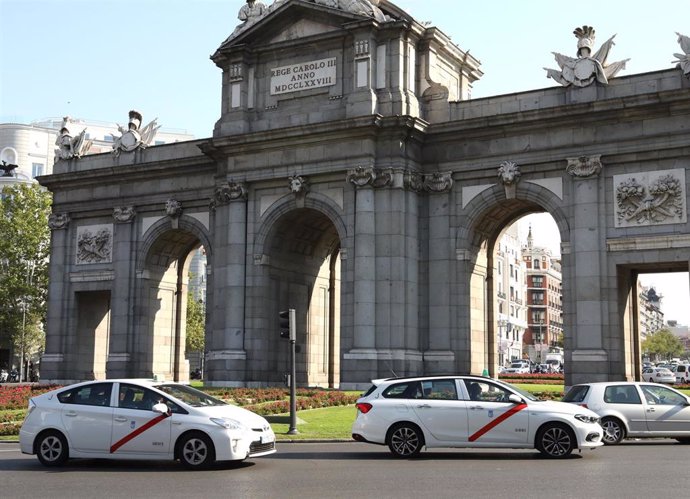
[371, 374, 489, 385]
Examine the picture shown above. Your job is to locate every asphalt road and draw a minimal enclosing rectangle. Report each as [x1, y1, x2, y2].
[0, 440, 687, 499]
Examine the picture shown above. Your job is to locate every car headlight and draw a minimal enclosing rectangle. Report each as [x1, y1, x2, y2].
[574, 414, 599, 424]
[210, 417, 247, 431]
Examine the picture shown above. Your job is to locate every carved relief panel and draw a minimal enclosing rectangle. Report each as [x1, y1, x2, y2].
[614, 169, 687, 227]
[76, 224, 113, 264]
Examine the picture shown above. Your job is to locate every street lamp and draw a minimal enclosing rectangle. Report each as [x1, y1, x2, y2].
[20, 260, 36, 383]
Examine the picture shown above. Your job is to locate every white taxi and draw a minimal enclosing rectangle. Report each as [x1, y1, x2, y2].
[20, 379, 275, 468]
[352, 375, 603, 458]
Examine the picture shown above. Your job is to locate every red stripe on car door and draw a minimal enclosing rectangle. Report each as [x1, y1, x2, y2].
[468, 403, 528, 442]
[110, 413, 170, 453]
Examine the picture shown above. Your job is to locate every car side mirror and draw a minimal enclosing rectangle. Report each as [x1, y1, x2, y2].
[508, 394, 523, 404]
[152, 402, 169, 414]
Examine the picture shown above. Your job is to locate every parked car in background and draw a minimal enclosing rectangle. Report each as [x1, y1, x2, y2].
[503, 360, 531, 374]
[20, 379, 276, 468]
[563, 381, 690, 445]
[642, 367, 675, 384]
[352, 375, 603, 459]
[671, 364, 690, 384]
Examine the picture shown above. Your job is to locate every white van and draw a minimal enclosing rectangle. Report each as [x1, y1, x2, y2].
[671, 363, 690, 384]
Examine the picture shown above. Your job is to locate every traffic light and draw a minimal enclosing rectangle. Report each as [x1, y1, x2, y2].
[279, 310, 290, 339]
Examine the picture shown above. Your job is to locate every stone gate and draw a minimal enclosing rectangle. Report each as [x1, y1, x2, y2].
[39, 0, 690, 388]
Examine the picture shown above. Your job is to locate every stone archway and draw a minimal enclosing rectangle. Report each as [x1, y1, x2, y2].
[458, 183, 570, 378]
[135, 216, 213, 381]
[258, 206, 343, 387]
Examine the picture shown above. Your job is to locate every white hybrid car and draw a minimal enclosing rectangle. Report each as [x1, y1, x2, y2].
[20, 379, 276, 469]
[352, 375, 604, 458]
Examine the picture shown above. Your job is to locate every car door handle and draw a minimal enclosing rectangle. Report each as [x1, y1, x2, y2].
[64, 411, 77, 417]
[172, 421, 182, 425]
[469, 406, 483, 410]
[114, 416, 128, 422]
[416, 404, 431, 409]
[647, 408, 655, 413]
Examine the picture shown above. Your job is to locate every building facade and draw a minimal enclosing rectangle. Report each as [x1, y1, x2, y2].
[495, 225, 528, 366]
[36, 1, 690, 388]
[522, 227, 564, 362]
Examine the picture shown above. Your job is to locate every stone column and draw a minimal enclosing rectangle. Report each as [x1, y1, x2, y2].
[423, 173, 456, 373]
[342, 167, 377, 379]
[40, 213, 71, 382]
[566, 155, 608, 384]
[206, 182, 248, 384]
[107, 206, 137, 378]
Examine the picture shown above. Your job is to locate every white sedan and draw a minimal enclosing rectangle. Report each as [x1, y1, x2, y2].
[352, 375, 604, 458]
[20, 379, 276, 468]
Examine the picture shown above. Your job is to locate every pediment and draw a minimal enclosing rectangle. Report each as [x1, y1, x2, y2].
[214, 0, 405, 59]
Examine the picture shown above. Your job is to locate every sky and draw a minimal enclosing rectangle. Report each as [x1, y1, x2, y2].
[1, 0, 689, 323]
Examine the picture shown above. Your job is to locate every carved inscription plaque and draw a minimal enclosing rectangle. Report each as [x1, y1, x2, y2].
[270, 57, 337, 95]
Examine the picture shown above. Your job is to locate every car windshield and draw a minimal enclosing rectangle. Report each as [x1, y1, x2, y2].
[155, 384, 227, 407]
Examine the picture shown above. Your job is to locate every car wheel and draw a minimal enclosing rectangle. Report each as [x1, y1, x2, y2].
[600, 417, 625, 445]
[536, 423, 575, 458]
[35, 430, 69, 467]
[178, 432, 215, 469]
[387, 423, 424, 458]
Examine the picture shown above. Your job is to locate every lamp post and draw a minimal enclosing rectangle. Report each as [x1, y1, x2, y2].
[20, 260, 36, 383]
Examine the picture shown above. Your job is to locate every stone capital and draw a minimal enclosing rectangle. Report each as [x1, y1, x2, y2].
[566, 155, 602, 178]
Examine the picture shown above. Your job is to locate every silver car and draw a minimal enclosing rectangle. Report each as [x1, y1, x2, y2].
[641, 367, 675, 384]
[563, 381, 690, 445]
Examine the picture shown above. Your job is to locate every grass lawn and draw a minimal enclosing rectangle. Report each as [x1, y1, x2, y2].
[272, 405, 357, 440]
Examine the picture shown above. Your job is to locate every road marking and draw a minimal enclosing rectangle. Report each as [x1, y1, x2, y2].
[110, 413, 170, 453]
[468, 403, 528, 442]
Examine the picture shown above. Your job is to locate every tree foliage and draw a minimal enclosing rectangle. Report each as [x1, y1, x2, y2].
[185, 292, 205, 353]
[0, 183, 52, 360]
[642, 329, 684, 360]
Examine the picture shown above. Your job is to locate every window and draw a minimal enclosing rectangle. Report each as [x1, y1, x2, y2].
[563, 385, 590, 403]
[0, 147, 18, 165]
[419, 379, 458, 400]
[32, 162, 44, 178]
[641, 385, 687, 406]
[57, 382, 112, 407]
[603, 385, 641, 404]
[533, 276, 543, 287]
[119, 383, 184, 413]
[534, 260, 540, 269]
[464, 380, 512, 403]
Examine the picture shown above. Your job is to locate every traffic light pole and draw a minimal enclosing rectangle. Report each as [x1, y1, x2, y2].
[287, 308, 298, 435]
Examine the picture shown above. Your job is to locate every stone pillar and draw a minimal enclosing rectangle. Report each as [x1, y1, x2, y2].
[206, 182, 248, 384]
[106, 206, 137, 378]
[566, 155, 608, 384]
[422, 173, 456, 373]
[40, 213, 71, 382]
[342, 167, 377, 380]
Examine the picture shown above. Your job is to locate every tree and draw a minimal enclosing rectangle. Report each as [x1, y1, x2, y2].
[0, 183, 52, 376]
[641, 329, 684, 360]
[185, 292, 205, 353]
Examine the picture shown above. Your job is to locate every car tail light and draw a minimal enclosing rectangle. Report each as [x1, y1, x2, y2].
[356, 402, 373, 414]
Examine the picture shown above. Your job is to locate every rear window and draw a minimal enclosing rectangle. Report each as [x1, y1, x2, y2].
[563, 385, 590, 403]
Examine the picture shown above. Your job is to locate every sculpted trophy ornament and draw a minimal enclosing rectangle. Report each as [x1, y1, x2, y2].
[544, 26, 629, 87]
[54, 116, 93, 161]
[111, 110, 161, 157]
[672, 32, 690, 77]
